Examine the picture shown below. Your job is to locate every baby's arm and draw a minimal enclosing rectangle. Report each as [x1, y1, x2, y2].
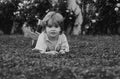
[45, 51, 58, 55]
[33, 49, 58, 55]
[59, 34, 69, 54]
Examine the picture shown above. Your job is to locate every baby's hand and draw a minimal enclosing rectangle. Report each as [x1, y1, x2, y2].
[59, 50, 65, 54]
[45, 51, 58, 55]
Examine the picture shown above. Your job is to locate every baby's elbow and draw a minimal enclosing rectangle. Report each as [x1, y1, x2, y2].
[65, 48, 69, 52]
[61, 48, 69, 53]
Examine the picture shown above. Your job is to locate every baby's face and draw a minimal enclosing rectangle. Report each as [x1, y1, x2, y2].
[46, 25, 61, 37]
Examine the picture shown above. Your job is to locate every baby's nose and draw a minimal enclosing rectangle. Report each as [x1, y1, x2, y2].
[51, 27, 56, 30]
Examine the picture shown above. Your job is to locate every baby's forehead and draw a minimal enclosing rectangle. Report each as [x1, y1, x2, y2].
[47, 19, 59, 25]
[47, 24, 60, 28]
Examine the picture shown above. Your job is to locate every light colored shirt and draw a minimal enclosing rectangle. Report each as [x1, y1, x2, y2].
[34, 32, 69, 53]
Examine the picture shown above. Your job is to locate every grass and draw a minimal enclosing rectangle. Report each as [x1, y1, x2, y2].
[0, 35, 120, 79]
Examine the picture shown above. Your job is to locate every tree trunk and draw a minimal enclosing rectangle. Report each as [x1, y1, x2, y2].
[11, 21, 18, 34]
[67, 0, 83, 35]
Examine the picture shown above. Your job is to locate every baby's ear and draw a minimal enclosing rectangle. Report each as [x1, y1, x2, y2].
[40, 20, 45, 27]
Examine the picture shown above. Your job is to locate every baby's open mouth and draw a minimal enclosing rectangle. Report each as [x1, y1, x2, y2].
[50, 31, 56, 34]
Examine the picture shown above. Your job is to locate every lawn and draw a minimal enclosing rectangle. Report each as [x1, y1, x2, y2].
[0, 35, 120, 79]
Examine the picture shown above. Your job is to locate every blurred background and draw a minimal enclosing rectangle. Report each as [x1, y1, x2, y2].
[0, 0, 120, 35]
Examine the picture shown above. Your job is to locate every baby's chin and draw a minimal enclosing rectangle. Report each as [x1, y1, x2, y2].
[49, 33, 59, 37]
[50, 34, 58, 37]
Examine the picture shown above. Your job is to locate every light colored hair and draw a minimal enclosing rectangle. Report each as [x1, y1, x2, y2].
[41, 11, 64, 30]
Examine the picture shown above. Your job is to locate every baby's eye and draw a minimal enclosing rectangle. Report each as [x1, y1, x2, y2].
[47, 25, 59, 28]
[47, 25, 52, 28]
[54, 25, 59, 28]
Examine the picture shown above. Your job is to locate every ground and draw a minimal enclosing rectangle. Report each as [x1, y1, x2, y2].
[0, 35, 120, 79]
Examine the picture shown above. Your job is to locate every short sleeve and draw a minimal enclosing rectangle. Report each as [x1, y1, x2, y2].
[34, 32, 46, 53]
[60, 34, 69, 52]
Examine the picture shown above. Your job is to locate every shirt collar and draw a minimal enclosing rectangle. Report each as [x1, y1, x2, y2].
[44, 33, 49, 41]
[44, 32, 60, 42]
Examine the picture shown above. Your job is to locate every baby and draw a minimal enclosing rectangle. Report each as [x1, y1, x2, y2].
[33, 11, 69, 55]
